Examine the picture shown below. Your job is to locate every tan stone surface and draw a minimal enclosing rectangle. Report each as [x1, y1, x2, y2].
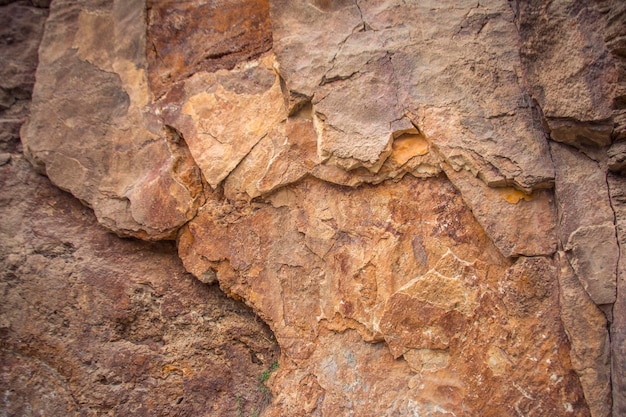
[557, 253, 612, 417]
[11, 0, 626, 415]
[21, 0, 203, 239]
[551, 142, 618, 306]
[160, 55, 287, 189]
[272, 0, 555, 191]
[178, 175, 587, 416]
[442, 165, 558, 257]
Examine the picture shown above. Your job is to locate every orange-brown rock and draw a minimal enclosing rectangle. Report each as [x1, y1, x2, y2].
[178, 175, 587, 416]
[9, 0, 626, 415]
[21, 0, 203, 239]
[146, 0, 272, 98]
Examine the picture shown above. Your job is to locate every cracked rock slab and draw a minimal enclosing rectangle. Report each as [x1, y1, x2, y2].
[179, 174, 588, 416]
[272, 0, 555, 191]
[551, 141, 618, 306]
[21, 0, 203, 239]
[0, 156, 279, 416]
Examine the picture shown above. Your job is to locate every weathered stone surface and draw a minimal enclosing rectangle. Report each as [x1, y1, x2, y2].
[517, 0, 618, 148]
[556, 253, 612, 417]
[609, 141, 626, 173]
[609, 173, 626, 416]
[160, 55, 287, 189]
[179, 175, 587, 416]
[551, 142, 618, 306]
[443, 164, 557, 257]
[0, 2, 44, 92]
[544, 74, 619, 417]
[516, 3, 626, 416]
[272, 0, 555, 192]
[600, 0, 626, 142]
[0, 2, 47, 153]
[0, 156, 279, 416]
[146, 0, 272, 98]
[21, 0, 203, 239]
[13, 0, 626, 415]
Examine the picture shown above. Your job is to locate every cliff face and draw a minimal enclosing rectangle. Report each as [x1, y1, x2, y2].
[3, 0, 626, 416]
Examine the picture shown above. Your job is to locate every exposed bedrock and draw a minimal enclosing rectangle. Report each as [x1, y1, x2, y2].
[7, 0, 626, 415]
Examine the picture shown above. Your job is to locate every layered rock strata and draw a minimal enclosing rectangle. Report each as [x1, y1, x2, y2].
[8, 0, 626, 416]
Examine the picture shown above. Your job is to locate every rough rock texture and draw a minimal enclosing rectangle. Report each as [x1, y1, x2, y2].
[178, 177, 586, 416]
[0, 156, 280, 416]
[516, 3, 626, 416]
[609, 173, 626, 415]
[1, 3, 278, 416]
[0, 1, 47, 155]
[146, 0, 272, 99]
[556, 252, 612, 417]
[21, 0, 204, 239]
[7, 0, 626, 416]
[551, 142, 618, 306]
[549, 141, 616, 417]
[271, 0, 555, 188]
[517, 0, 617, 147]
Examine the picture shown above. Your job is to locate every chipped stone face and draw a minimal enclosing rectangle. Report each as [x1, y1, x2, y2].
[146, 0, 272, 98]
[556, 253, 612, 417]
[160, 55, 287, 189]
[10, 0, 626, 415]
[551, 142, 618, 306]
[517, 0, 618, 147]
[442, 165, 558, 257]
[21, 0, 203, 239]
[178, 175, 587, 416]
[272, 0, 555, 191]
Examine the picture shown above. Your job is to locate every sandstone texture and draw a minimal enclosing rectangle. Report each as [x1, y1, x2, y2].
[22, 0, 204, 239]
[5, 0, 626, 416]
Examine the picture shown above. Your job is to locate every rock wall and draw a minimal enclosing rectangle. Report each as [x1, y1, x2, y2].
[1, 2, 278, 416]
[3, 0, 626, 416]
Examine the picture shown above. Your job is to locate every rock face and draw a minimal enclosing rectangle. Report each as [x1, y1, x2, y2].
[0, 156, 279, 416]
[177, 177, 586, 416]
[2, 2, 278, 416]
[6, 0, 626, 416]
[22, 0, 204, 239]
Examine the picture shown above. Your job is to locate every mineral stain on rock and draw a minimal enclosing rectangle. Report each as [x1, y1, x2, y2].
[4, 0, 626, 416]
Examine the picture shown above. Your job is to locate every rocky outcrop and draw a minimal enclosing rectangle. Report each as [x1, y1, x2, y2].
[5, 0, 626, 415]
[177, 175, 587, 415]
